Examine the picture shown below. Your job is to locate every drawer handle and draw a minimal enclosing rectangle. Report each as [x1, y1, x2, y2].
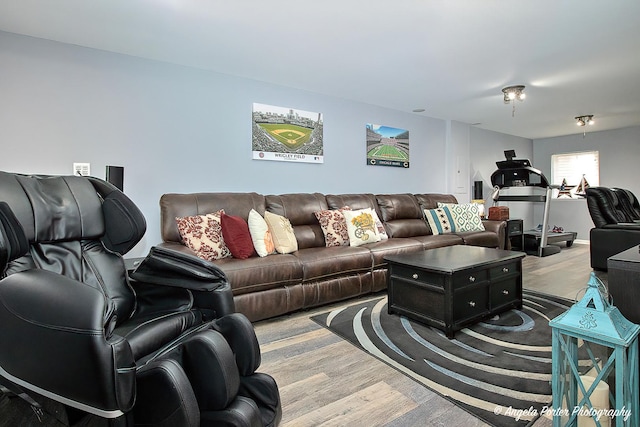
[502, 290, 509, 295]
[412, 273, 419, 279]
[502, 267, 509, 273]
[469, 276, 476, 283]
[469, 301, 476, 307]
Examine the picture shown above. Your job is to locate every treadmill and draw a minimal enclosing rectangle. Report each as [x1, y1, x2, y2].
[490, 150, 577, 257]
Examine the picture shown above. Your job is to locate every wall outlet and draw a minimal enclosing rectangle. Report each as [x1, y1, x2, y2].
[73, 163, 91, 176]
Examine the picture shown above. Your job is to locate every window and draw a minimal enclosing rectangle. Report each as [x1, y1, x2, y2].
[551, 151, 599, 198]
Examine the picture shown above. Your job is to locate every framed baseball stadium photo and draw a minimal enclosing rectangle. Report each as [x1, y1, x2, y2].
[252, 103, 324, 163]
[366, 123, 410, 168]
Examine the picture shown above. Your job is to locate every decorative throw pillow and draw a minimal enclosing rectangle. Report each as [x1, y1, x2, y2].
[247, 209, 276, 257]
[220, 212, 256, 259]
[343, 208, 381, 247]
[175, 210, 231, 261]
[437, 202, 485, 232]
[424, 207, 456, 235]
[370, 209, 388, 240]
[314, 207, 351, 247]
[264, 211, 298, 254]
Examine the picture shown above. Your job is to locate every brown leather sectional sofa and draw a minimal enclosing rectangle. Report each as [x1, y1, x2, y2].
[159, 192, 506, 322]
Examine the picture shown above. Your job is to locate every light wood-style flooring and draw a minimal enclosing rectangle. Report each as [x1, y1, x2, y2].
[254, 243, 601, 427]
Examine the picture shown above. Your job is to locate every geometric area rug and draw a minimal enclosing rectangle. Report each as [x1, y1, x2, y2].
[311, 290, 582, 427]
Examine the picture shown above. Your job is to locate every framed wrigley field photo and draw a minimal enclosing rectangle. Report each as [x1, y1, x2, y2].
[366, 123, 410, 168]
[252, 103, 324, 164]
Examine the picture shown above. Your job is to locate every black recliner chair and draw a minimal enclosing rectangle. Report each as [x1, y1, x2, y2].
[0, 171, 281, 426]
[586, 186, 640, 270]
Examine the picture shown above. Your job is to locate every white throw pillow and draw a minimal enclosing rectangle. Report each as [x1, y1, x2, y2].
[247, 209, 276, 257]
[343, 208, 381, 247]
[264, 211, 298, 254]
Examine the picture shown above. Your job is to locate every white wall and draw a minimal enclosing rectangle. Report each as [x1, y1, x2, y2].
[533, 125, 640, 241]
[1, 31, 452, 256]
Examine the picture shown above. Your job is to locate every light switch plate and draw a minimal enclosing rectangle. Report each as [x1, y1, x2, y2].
[73, 163, 91, 176]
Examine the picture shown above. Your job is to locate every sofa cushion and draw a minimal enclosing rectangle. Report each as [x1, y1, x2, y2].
[365, 238, 424, 267]
[265, 193, 328, 249]
[160, 192, 266, 244]
[220, 212, 256, 259]
[376, 194, 430, 238]
[423, 207, 456, 235]
[175, 211, 231, 261]
[264, 211, 298, 254]
[294, 246, 372, 282]
[247, 209, 276, 257]
[314, 208, 351, 247]
[343, 208, 381, 246]
[455, 230, 500, 248]
[326, 194, 388, 239]
[415, 193, 458, 210]
[437, 202, 485, 232]
[412, 233, 465, 249]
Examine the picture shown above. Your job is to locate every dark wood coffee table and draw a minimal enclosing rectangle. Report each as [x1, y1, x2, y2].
[385, 245, 525, 338]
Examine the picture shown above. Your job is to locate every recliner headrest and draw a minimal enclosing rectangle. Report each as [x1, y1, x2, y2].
[0, 172, 104, 242]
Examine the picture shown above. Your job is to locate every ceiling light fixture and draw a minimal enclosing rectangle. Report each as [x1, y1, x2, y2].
[502, 85, 526, 117]
[575, 115, 595, 138]
[575, 115, 595, 126]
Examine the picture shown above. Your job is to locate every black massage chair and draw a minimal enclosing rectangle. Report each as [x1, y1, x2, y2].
[0, 171, 281, 426]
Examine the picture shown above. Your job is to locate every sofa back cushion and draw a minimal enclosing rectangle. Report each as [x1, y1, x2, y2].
[375, 194, 430, 238]
[414, 193, 458, 210]
[160, 192, 266, 243]
[326, 194, 380, 214]
[265, 193, 328, 249]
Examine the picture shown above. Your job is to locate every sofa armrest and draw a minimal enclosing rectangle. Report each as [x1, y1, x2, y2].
[0, 270, 136, 416]
[482, 219, 507, 249]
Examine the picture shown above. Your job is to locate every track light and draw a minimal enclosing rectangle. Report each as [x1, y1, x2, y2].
[575, 115, 595, 138]
[575, 115, 595, 126]
[502, 85, 526, 116]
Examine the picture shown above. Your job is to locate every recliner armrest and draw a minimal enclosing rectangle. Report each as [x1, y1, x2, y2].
[0, 270, 136, 417]
[131, 246, 236, 318]
[130, 246, 228, 292]
[602, 223, 640, 231]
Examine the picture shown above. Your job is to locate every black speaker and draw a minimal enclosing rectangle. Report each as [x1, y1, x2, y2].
[473, 181, 483, 200]
[106, 166, 124, 191]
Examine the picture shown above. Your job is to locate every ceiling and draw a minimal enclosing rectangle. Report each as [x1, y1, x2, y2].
[1, 0, 639, 140]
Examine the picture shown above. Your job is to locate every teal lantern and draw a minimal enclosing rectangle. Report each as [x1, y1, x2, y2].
[550, 272, 639, 427]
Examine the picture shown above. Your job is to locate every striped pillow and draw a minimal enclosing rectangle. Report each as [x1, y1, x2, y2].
[424, 207, 456, 235]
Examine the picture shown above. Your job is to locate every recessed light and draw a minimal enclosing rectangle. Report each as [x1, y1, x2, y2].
[412, 108, 426, 113]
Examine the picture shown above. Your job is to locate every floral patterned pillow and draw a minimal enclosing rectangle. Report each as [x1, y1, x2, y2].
[175, 210, 231, 261]
[314, 207, 351, 247]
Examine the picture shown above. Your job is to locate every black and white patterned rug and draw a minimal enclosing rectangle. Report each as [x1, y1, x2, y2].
[311, 290, 584, 427]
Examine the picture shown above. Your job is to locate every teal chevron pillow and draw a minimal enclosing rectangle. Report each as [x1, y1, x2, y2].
[424, 207, 456, 235]
[437, 203, 485, 232]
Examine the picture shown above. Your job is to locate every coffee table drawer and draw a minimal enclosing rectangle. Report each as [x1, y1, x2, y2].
[489, 261, 519, 280]
[452, 269, 488, 288]
[453, 284, 489, 321]
[390, 265, 444, 287]
[490, 278, 520, 308]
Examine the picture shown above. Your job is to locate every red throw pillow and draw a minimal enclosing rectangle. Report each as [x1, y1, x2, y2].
[220, 212, 256, 259]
